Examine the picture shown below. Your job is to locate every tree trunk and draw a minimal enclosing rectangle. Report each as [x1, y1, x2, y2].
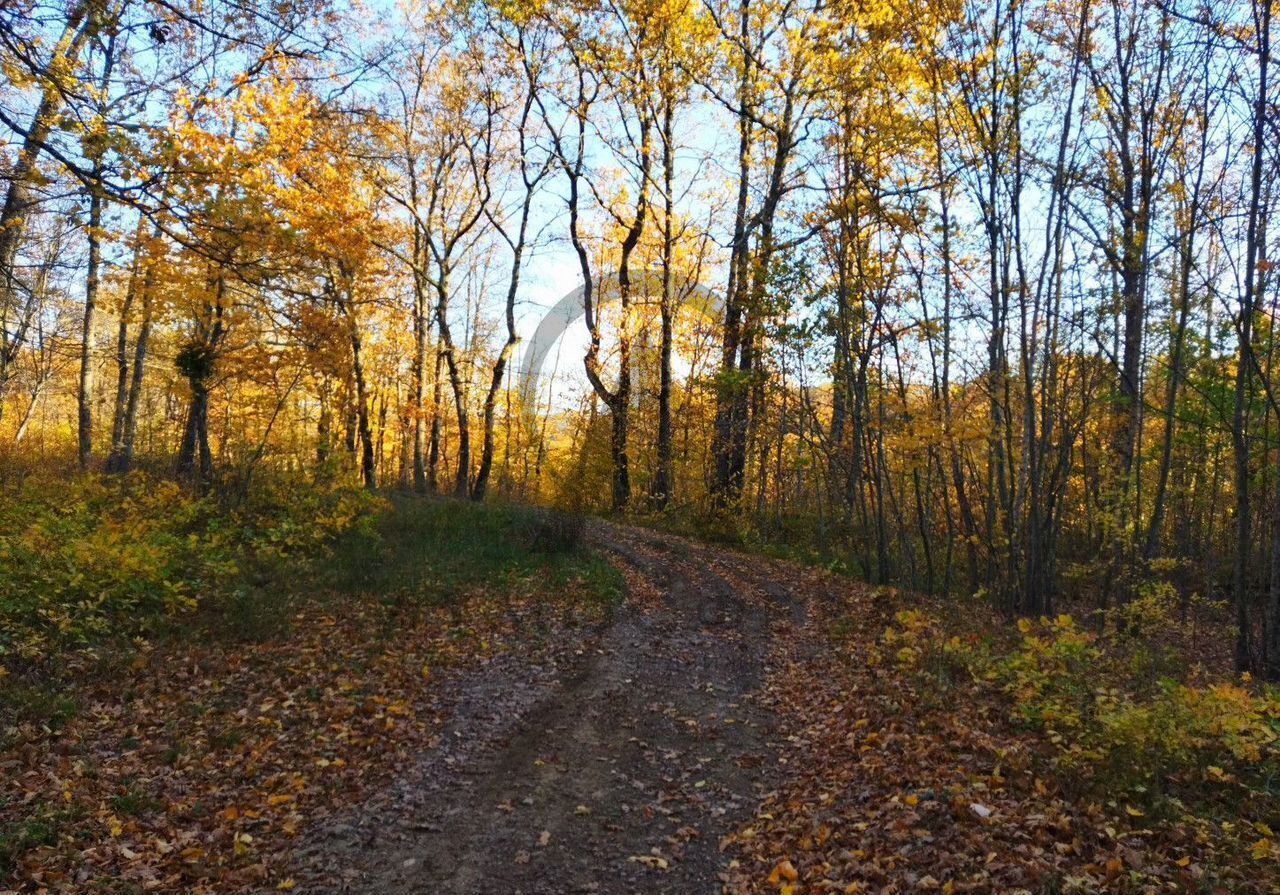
[434, 267, 470, 497]
[176, 278, 225, 489]
[106, 224, 146, 470]
[651, 96, 676, 510]
[411, 296, 429, 490]
[711, 2, 755, 506]
[77, 161, 104, 469]
[412, 226, 430, 491]
[1145, 186, 1200, 559]
[1252, 0, 1277, 677]
[345, 300, 377, 490]
[428, 346, 443, 492]
[176, 377, 213, 486]
[14, 378, 45, 443]
[473, 186, 533, 501]
[1237, 0, 1271, 674]
[114, 269, 153, 473]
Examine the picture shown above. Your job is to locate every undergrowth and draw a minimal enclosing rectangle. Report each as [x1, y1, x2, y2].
[321, 495, 621, 613]
[0, 477, 619, 731]
[878, 600, 1280, 862]
[0, 472, 383, 671]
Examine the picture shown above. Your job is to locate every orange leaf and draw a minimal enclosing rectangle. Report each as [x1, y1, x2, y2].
[769, 859, 799, 884]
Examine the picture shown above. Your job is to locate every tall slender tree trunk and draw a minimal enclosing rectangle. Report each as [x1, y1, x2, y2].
[79, 23, 122, 471]
[344, 297, 377, 490]
[106, 222, 149, 470]
[114, 278, 152, 474]
[108, 282, 135, 460]
[78, 160, 104, 469]
[651, 97, 676, 509]
[435, 267, 470, 497]
[474, 187, 534, 501]
[428, 347, 443, 492]
[1250, 0, 1278, 677]
[412, 233, 430, 491]
[1236, 0, 1272, 673]
[933, 116, 979, 588]
[717, 67, 797, 505]
[711, 2, 755, 506]
[1145, 188, 1200, 559]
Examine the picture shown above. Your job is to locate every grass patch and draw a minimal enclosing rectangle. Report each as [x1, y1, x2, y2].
[0, 682, 77, 730]
[108, 784, 161, 817]
[1, 484, 621, 732]
[0, 805, 80, 877]
[636, 504, 862, 577]
[320, 495, 622, 612]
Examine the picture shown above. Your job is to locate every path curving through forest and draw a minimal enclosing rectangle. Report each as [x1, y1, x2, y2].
[289, 522, 808, 894]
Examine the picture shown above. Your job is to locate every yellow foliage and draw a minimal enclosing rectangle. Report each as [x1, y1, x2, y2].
[953, 613, 1280, 794]
[0, 473, 384, 669]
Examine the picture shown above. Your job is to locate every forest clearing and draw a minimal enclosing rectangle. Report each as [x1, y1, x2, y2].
[4, 0, 1280, 891]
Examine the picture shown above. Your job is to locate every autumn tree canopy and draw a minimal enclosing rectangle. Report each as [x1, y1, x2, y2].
[3, 0, 1280, 674]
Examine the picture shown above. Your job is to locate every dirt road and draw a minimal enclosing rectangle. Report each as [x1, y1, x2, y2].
[290, 522, 806, 894]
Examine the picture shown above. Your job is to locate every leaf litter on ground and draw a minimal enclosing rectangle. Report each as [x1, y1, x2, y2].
[0, 586, 608, 893]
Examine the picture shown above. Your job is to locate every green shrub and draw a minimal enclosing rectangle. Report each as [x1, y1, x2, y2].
[971, 614, 1278, 793]
[0, 473, 384, 670]
[994, 615, 1102, 734]
[881, 608, 1280, 799]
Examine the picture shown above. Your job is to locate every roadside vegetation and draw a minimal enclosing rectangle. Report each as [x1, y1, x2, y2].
[731, 576, 1280, 894]
[0, 476, 617, 890]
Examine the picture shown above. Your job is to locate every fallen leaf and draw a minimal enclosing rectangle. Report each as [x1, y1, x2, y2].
[768, 859, 799, 884]
[628, 855, 670, 870]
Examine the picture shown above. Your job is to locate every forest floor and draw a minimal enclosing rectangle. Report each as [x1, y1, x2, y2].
[3, 501, 1275, 893]
[288, 521, 806, 894]
[285, 520, 1269, 895]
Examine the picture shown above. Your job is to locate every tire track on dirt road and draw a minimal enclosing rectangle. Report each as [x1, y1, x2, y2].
[291, 522, 807, 894]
